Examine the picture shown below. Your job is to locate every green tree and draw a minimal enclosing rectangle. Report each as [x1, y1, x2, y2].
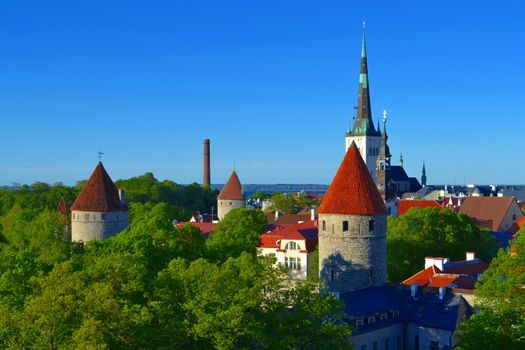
[456, 230, 525, 349]
[206, 207, 267, 262]
[387, 207, 498, 282]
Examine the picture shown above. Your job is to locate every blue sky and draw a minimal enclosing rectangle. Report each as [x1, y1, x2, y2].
[0, 1, 524, 186]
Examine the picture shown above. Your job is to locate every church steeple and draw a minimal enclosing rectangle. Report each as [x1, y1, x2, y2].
[421, 163, 427, 187]
[351, 23, 379, 136]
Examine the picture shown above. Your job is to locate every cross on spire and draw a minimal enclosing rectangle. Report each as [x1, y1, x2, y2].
[98, 151, 104, 162]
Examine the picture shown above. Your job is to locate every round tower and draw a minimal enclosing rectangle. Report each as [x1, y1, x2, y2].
[70, 162, 128, 242]
[318, 142, 387, 295]
[217, 170, 245, 220]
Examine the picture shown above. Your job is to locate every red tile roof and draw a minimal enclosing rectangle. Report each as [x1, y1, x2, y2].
[258, 220, 318, 252]
[217, 171, 244, 200]
[459, 197, 517, 231]
[398, 200, 442, 216]
[181, 222, 216, 237]
[71, 162, 127, 212]
[57, 197, 69, 216]
[318, 142, 386, 215]
[402, 265, 441, 287]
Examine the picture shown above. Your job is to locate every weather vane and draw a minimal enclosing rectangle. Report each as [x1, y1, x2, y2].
[98, 151, 104, 162]
[382, 109, 388, 124]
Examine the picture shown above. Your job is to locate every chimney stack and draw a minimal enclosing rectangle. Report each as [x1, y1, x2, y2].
[203, 139, 211, 188]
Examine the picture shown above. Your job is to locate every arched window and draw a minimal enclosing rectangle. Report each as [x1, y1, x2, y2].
[342, 221, 349, 232]
[285, 241, 300, 250]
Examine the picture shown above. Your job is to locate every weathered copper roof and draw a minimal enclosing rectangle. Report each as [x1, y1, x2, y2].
[217, 171, 244, 200]
[318, 142, 386, 215]
[71, 162, 127, 212]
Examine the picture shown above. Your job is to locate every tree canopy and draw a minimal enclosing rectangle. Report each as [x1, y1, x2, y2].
[0, 204, 353, 349]
[455, 229, 525, 349]
[387, 207, 498, 282]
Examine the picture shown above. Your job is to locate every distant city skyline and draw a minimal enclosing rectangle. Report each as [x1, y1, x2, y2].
[1, 1, 524, 186]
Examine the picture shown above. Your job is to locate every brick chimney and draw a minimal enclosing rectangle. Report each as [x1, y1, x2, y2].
[203, 139, 211, 188]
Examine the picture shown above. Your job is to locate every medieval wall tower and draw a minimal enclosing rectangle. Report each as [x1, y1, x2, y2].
[345, 26, 382, 179]
[70, 162, 128, 242]
[217, 170, 245, 220]
[318, 142, 387, 295]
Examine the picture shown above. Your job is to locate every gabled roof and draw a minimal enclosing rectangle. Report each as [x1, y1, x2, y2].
[258, 220, 318, 252]
[71, 163, 127, 212]
[181, 222, 216, 237]
[398, 200, 442, 216]
[459, 196, 519, 231]
[402, 265, 441, 286]
[319, 142, 386, 215]
[217, 171, 244, 200]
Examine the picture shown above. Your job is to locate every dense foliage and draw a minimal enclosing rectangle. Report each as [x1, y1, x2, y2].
[265, 192, 321, 214]
[0, 205, 353, 349]
[387, 207, 498, 282]
[456, 229, 525, 349]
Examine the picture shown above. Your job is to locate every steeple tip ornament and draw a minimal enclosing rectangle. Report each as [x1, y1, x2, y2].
[362, 21, 366, 30]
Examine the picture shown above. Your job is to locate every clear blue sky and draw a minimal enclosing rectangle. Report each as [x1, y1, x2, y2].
[0, 1, 523, 186]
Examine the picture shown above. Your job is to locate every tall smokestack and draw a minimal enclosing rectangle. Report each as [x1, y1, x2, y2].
[203, 139, 211, 188]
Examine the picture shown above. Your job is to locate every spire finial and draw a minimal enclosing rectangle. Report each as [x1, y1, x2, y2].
[363, 21, 366, 30]
[382, 109, 387, 124]
[98, 151, 104, 163]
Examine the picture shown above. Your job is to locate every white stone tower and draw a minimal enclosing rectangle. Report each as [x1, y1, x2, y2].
[70, 162, 128, 242]
[318, 142, 387, 295]
[217, 170, 245, 220]
[345, 25, 382, 179]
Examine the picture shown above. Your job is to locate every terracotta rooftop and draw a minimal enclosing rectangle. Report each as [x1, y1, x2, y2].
[258, 220, 318, 252]
[71, 162, 127, 212]
[398, 200, 442, 216]
[217, 171, 244, 200]
[459, 196, 519, 231]
[318, 142, 386, 215]
[266, 212, 312, 225]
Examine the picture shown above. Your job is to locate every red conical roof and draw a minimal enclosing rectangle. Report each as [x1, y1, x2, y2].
[318, 142, 386, 215]
[217, 171, 244, 200]
[57, 197, 68, 216]
[71, 163, 127, 212]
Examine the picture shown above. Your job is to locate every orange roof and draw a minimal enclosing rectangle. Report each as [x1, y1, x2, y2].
[429, 274, 462, 287]
[517, 216, 525, 229]
[402, 265, 441, 286]
[217, 171, 244, 200]
[181, 222, 216, 237]
[71, 162, 127, 212]
[459, 196, 517, 231]
[318, 142, 386, 215]
[398, 200, 442, 216]
[258, 220, 318, 252]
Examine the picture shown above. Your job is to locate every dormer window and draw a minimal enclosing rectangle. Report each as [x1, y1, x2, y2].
[380, 313, 387, 321]
[356, 318, 364, 326]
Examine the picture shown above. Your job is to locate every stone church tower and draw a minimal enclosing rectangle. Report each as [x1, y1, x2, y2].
[318, 142, 387, 295]
[217, 170, 245, 220]
[71, 162, 128, 242]
[345, 27, 382, 179]
[375, 113, 396, 215]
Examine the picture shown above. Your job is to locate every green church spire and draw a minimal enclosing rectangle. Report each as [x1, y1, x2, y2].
[352, 22, 379, 136]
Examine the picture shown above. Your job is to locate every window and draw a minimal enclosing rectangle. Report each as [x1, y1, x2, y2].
[229, 202, 232, 205]
[84, 214, 89, 220]
[368, 316, 375, 324]
[380, 313, 388, 321]
[356, 319, 364, 326]
[369, 220, 374, 232]
[361, 346, 366, 350]
[414, 335, 420, 350]
[397, 335, 401, 350]
[322, 220, 326, 231]
[72, 213, 75, 219]
[430, 341, 439, 350]
[373, 342, 378, 350]
[285, 257, 301, 270]
[385, 338, 390, 350]
[343, 221, 349, 232]
[101, 213, 106, 220]
[285, 241, 299, 250]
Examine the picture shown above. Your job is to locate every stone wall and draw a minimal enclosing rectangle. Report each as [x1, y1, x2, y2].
[217, 199, 245, 220]
[71, 210, 128, 242]
[319, 213, 387, 294]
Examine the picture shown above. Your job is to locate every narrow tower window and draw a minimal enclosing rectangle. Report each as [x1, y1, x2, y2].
[342, 221, 349, 232]
[322, 220, 326, 231]
[369, 219, 374, 232]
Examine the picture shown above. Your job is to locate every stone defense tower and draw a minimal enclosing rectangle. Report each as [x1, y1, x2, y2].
[318, 142, 387, 295]
[345, 25, 382, 179]
[70, 162, 128, 242]
[217, 170, 245, 220]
